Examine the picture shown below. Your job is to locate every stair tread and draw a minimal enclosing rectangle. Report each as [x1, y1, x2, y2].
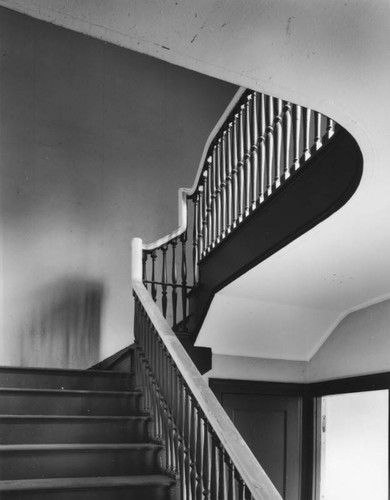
[0, 387, 139, 396]
[0, 475, 174, 491]
[0, 443, 162, 451]
[0, 415, 150, 421]
[0, 366, 132, 377]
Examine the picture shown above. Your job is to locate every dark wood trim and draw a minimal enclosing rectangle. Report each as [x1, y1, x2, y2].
[189, 128, 363, 337]
[89, 345, 134, 371]
[210, 378, 309, 400]
[210, 378, 312, 500]
[210, 372, 390, 500]
[310, 372, 390, 397]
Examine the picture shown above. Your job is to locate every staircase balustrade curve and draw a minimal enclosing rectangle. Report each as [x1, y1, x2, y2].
[141, 87, 336, 330]
[132, 237, 282, 500]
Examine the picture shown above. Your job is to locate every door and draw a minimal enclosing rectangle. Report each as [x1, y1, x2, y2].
[222, 393, 302, 500]
[319, 390, 388, 500]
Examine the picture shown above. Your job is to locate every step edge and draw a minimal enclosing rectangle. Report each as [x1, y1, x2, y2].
[0, 415, 150, 421]
[0, 388, 141, 396]
[0, 366, 133, 377]
[0, 443, 163, 451]
[0, 474, 175, 491]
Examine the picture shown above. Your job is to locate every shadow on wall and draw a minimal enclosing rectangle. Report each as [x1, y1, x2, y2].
[20, 278, 104, 369]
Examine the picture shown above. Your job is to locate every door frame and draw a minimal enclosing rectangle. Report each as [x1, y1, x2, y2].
[210, 372, 390, 500]
[209, 378, 313, 500]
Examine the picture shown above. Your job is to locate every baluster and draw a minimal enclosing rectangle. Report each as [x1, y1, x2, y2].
[166, 359, 175, 474]
[190, 399, 197, 499]
[274, 98, 283, 187]
[183, 386, 191, 500]
[237, 478, 246, 500]
[161, 245, 168, 318]
[226, 124, 233, 233]
[218, 447, 225, 500]
[266, 96, 275, 194]
[283, 101, 292, 178]
[196, 407, 203, 499]
[142, 252, 148, 288]
[238, 107, 245, 221]
[169, 363, 177, 476]
[210, 432, 218, 499]
[181, 233, 188, 331]
[206, 157, 213, 250]
[326, 117, 335, 139]
[201, 172, 208, 257]
[244, 97, 252, 216]
[220, 131, 227, 238]
[250, 92, 259, 210]
[171, 240, 178, 327]
[197, 187, 204, 262]
[303, 107, 312, 160]
[231, 115, 239, 227]
[177, 377, 186, 499]
[227, 457, 235, 500]
[163, 366, 171, 473]
[314, 111, 322, 150]
[216, 139, 222, 242]
[192, 195, 199, 284]
[203, 421, 211, 499]
[211, 146, 218, 246]
[292, 104, 302, 171]
[258, 93, 266, 202]
[151, 251, 157, 303]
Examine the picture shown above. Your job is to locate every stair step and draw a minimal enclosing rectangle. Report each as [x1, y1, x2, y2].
[0, 388, 142, 416]
[0, 366, 134, 391]
[0, 443, 163, 480]
[0, 475, 175, 500]
[0, 415, 151, 444]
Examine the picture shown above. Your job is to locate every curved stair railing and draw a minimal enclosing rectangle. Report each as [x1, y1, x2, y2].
[132, 238, 282, 500]
[132, 87, 343, 499]
[141, 87, 336, 331]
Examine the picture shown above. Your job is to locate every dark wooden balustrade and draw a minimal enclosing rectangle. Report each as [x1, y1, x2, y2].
[132, 279, 282, 500]
[133, 87, 362, 500]
[141, 88, 337, 334]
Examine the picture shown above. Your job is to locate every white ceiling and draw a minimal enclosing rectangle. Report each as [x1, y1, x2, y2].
[1, 0, 390, 361]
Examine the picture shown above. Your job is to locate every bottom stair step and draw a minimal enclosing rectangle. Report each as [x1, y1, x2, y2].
[0, 443, 163, 480]
[0, 475, 176, 500]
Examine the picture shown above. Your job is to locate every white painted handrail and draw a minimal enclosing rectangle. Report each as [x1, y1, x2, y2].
[132, 237, 282, 500]
[142, 87, 246, 252]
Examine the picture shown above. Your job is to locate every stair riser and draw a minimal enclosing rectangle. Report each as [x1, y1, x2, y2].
[0, 484, 175, 500]
[0, 392, 142, 416]
[0, 370, 134, 391]
[0, 418, 151, 444]
[0, 448, 163, 480]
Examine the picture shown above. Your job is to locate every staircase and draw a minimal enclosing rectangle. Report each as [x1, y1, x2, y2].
[0, 366, 176, 499]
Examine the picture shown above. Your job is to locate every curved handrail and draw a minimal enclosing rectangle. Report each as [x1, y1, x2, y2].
[143, 87, 247, 252]
[132, 237, 282, 500]
[140, 86, 337, 330]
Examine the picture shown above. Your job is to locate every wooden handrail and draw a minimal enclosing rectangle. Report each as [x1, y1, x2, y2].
[140, 87, 337, 331]
[132, 238, 282, 500]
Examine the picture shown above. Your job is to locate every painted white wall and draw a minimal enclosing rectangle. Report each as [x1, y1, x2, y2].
[308, 299, 390, 382]
[1, 1, 390, 365]
[0, 8, 235, 367]
[206, 298, 390, 384]
[206, 354, 307, 384]
[197, 293, 338, 361]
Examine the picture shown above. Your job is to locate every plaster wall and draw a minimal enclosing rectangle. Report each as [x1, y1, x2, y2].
[208, 298, 390, 384]
[0, 8, 236, 367]
[206, 354, 307, 384]
[308, 299, 390, 382]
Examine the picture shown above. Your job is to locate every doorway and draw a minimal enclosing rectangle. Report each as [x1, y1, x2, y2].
[318, 390, 388, 500]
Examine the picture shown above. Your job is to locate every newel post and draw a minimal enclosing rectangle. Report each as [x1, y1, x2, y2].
[132, 237, 144, 284]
